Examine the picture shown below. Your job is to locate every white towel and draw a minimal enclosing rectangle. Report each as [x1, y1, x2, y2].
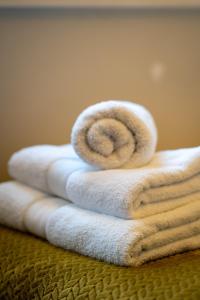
[71, 100, 157, 169]
[9, 145, 200, 219]
[0, 181, 66, 237]
[0, 181, 199, 266]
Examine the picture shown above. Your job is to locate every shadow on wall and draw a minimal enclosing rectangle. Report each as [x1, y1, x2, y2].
[0, 8, 200, 181]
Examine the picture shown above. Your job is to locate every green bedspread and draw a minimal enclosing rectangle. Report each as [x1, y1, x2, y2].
[0, 226, 200, 300]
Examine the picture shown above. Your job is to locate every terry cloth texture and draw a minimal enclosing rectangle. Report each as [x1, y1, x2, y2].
[71, 100, 157, 169]
[9, 145, 200, 219]
[0, 226, 200, 300]
[0, 181, 66, 238]
[0, 181, 200, 266]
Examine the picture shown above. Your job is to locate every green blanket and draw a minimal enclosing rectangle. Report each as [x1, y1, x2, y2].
[0, 226, 200, 300]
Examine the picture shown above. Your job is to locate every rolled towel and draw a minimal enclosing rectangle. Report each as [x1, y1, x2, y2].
[71, 101, 157, 169]
[0, 181, 200, 266]
[9, 145, 200, 219]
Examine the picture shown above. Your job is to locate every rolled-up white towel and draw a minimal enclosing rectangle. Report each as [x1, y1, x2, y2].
[71, 100, 157, 169]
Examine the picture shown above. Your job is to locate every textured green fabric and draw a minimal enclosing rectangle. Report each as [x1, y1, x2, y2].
[0, 226, 200, 300]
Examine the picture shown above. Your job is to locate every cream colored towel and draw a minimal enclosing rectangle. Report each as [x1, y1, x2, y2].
[9, 145, 200, 219]
[71, 101, 157, 169]
[0, 181, 199, 266]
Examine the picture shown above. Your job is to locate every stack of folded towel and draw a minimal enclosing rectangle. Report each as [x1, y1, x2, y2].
[0, 100, 200, 266]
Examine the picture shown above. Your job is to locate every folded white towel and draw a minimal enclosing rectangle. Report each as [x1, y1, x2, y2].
[47, 199, 200, 266]
[71, 101, 157, 169]
[9, 145, 200, 219]
[0, 181, 66, 237]
[0, 181, 199, 266]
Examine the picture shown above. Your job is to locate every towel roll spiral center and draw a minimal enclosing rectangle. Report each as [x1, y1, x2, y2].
[87, 118, 135, 157]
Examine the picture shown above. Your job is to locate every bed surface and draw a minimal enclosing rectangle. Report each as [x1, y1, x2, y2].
[0, 225, 200, 300]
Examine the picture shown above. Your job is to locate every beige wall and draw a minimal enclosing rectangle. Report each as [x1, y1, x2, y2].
[0, 8, 200, 181]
